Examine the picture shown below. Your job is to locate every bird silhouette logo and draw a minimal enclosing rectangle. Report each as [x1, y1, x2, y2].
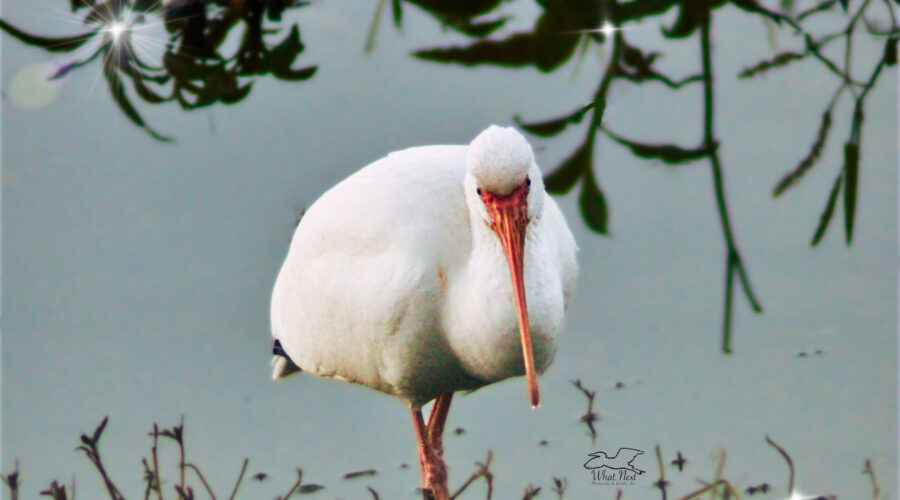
[584, 448, 646, 475]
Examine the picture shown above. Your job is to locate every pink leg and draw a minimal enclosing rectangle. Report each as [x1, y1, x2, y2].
[410, 393, 454, 500]
[427, 393, 454, 459]
[411, 407, 449, 500]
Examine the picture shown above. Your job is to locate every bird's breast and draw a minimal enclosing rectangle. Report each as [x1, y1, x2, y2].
[441, 234, 565, 384]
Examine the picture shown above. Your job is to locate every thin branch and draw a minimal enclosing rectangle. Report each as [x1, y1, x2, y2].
[147, 424, 163, 500]
[700, 6, 763, 354]
[226, 459, 249, 500]
[764, 435, 794, 494]
[2, 460, 20, 500]
[450, 450, 493, 500]
[655, 445, 668, 500]
[183, 463, 217, 500]
[364, 0, 386, 54]
[707, 450, 725, 500]
[797, 0, 840, 20]
[863, 459, 880, 499]
[522, 484, 541, 499]
[551, 477, 567, 499]
[276, 469, 303, 500]
[76, 417, 125, 500]
[677, 479, 743, 500]
[571, 379, 599, 444]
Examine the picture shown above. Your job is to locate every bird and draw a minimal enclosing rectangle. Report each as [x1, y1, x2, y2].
[270, 125, 578, 499]
[583, 448, 645, 475]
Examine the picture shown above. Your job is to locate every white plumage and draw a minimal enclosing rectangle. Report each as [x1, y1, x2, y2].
[271, 125, 577, 413]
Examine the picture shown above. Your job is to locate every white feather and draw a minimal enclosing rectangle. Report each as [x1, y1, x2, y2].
[270, 126, 578, 407]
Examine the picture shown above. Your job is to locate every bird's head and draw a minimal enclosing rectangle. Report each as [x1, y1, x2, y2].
[465, 125, 545, 408]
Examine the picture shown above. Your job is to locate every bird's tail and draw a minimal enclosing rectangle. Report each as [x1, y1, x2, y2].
[271, 339, 302, 380]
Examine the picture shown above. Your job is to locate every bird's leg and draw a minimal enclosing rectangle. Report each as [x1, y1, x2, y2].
[411, 408, 430, 482]
[426, 392, 453, 458]
[410, 407, 449, 500]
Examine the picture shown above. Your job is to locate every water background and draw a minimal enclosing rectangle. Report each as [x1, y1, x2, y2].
[2, 1, 898, 498]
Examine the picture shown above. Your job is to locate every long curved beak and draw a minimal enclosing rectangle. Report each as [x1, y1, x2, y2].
[482, 182, 538, 407]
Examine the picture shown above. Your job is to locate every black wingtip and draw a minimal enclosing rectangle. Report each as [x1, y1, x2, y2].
[271, 339, 302, 378]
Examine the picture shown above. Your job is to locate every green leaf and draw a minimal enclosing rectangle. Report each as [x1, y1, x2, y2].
[273, 64, 317, 81]
[839, 0, 849, 11]
[118, 63, 170, 104]
[811, 172, 843, 246]
[414, 33, 536, 68]
[391, 0, 403, 28]
[544, 138, 593, 194]
[738, 51, 806, 79]
[842, 142, 859, 245]
[513, 101, 596, 137]
[0, 20, 98, 52]
[450, 17, 509, 38]
[266, 25, 317, 81]
[661, 2, 704, 38]
[885, 36, 898, 66]
[579, 166, 608, 234]
[773, 110, 832, 196]
[731, 0, 788, 25]
[103, 58, 173, 141]
[414, 9, 580, 72]
[530, 11, 581, 71]
[603, 128, 712, 164]
[131, 0, 163, 14]
[70, 0, 96, 12]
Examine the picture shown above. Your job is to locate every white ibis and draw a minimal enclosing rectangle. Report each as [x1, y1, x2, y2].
[270, 125, 578, 499]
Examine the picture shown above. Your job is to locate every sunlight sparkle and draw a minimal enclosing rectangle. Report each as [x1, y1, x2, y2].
[571, 20, 639, 37]
[106, 21, 126, 42]
[598, 21, 618, 38]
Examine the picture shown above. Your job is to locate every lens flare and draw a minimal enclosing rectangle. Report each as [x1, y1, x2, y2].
[598, 21, 617, 38]
[107, 21, 126, 43]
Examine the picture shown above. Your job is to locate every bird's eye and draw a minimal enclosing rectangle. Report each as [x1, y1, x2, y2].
[476, 187, 482, 197]
[525, 177, 531, 187]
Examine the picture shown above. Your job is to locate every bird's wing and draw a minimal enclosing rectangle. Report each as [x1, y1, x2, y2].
[270, 145, 477, 402]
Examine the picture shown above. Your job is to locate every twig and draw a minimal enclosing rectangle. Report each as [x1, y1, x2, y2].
[551, 477, 566, 499]
[183, 463, 217, 499]
[141, 458, 158, 500]
[678, 479, 743, 500]
[797, 0, 840, 21]
[149, 424, 163, 500]
[2, 460, 20, 500]
[764, 435, 794, 494]
[226, 459, 249, 500]
[450, 450, 493, 500]
[655, 445, 668, 500]
[863, 459, 879, 499]
[522, 484, 541, 499]
[707, 450, 726, 500]
[699, 6, 763, 354]
[40, 480, 69, 500]
[276, 469, 303, 500]
[158, 417, 187, 496]
[571, 379, 599, 444]
[364, 0, 386, 54]
[367, 486, 380, 499]
[75, 417, 125, 500]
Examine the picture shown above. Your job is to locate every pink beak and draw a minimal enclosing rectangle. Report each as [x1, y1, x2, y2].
[481, 181, 538, 407]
